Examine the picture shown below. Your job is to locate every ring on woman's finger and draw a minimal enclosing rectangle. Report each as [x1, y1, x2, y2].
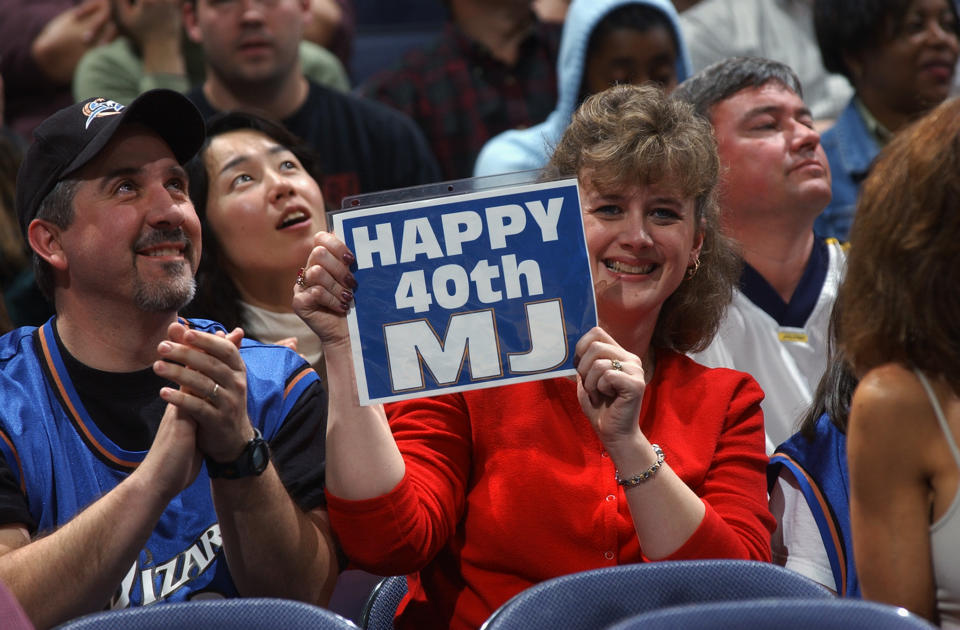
[296, 267, 306, 288]
[209, 382, 220, 402]
[611, 359, 623, 371]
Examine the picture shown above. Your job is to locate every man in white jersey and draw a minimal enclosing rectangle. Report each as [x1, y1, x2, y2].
[673, 56, 844, 453]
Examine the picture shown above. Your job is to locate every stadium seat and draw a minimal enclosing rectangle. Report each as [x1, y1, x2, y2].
[359, 575, 408, 630]
[54, 597, 359, 629]
[479, 559, 833, 630]
[607, 597, 938, 630]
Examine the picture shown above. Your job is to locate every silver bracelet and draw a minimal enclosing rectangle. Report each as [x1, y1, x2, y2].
[615, 444, 665, 488]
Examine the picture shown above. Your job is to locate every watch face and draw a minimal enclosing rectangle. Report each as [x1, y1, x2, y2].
[251, 441, 269, 474]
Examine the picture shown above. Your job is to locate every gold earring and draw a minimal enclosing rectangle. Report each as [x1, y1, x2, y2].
[686, 257, 700, 279]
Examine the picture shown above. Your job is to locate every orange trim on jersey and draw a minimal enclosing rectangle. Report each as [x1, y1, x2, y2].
[38, 327, 140, 470]
[777, 452, 846, 594]
[284, 366, 315, 399]
[0, 430, 26, 495]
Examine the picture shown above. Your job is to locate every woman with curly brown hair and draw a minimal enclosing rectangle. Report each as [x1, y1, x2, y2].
[840, 96, 960, 627]
[295, 83, 774, 630]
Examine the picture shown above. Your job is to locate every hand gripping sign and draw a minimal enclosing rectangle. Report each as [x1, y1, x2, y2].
[332, 176, 597, 405]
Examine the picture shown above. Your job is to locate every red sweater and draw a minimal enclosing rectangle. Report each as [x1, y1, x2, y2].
[327, 351, 775, 629]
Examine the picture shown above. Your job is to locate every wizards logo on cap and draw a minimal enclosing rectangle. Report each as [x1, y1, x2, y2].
[81, 98, 125, 129]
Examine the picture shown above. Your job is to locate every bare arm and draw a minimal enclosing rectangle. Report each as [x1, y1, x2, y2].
[848, 365, 938, 622]
[0, 402, 201, 629]
[293, 232, 405, 501]
[210, 473, 338, 605]
[303, 0, 343, 49]
[154, 323, 338, 604]
[31, 0, 115, 84]
[575, 328, 705, 559]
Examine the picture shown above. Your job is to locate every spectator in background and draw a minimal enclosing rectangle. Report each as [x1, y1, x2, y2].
[0, 72, 52, 330]
[0, 126, 27, 335]
[674, 57, 843, 454]
[0, 74, 26, 283]
[474, 0, 690, 177]
[74, 0, 350, 106]
[813, 0, 959, 242]
[183, 112, 328, 370]
[182, 0, 439, 208]
[840, 96, 960, 627]
[295, 84, 774, 630]
[304, 0, 354, 68]
[0, 0, 116, 141]
[0, 132, 30, 321]
[679, 0, 852, 124]
[358, 0, 561, 181]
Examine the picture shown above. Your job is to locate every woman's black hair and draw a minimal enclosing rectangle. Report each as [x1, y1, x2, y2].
[798, 300, 858, 439]
[182, 111, 325, 331]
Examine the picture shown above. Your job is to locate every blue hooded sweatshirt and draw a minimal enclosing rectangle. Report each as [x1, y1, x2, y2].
[473, 0, 691, 177]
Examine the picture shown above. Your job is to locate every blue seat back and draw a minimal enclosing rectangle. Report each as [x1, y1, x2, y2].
[54, 598, 359, 629]
[479, 560, 833, 630]
[607, 598, 937, 630]
[359, 575, 408, 630]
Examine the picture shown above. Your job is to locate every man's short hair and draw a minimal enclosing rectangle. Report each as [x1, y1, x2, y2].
[671, 56, 804, 120]
[32, 180, 79, 302]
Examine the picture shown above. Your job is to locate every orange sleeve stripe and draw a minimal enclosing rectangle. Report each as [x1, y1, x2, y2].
[284, 366, 316, 399]
[776, 452, 846, 594]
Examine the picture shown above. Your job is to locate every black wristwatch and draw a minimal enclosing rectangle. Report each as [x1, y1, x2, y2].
[205, 428, 269, 479]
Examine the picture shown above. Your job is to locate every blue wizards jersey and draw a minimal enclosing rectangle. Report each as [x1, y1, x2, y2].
[768, 414, 859, 597]
[0, 318, 320, 607]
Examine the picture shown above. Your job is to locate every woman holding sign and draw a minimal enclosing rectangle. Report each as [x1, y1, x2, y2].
[295, 84, 774, 630]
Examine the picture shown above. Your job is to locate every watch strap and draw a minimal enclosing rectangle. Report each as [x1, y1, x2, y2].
[205, 427, 269, 479]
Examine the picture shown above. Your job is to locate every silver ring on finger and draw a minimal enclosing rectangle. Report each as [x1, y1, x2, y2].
[209, 382, 220, 402]
[611, 359, 623, 372]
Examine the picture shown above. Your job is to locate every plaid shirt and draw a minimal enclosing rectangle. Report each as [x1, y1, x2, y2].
[358, 19, 561, 181]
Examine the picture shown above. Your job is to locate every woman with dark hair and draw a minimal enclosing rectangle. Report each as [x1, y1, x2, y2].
[813, 0, 959, 241]
[840, 97, 960, 626]
[183, 111, 328, 368]
[294, 83, 773, 630]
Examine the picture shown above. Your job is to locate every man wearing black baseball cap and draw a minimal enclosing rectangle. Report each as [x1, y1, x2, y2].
[0, 90, 338, 627]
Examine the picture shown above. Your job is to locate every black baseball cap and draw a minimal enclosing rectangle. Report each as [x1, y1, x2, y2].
[15, 89, 206, 238]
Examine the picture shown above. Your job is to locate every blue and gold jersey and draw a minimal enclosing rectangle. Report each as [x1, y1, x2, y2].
[0, 318, 320, 607]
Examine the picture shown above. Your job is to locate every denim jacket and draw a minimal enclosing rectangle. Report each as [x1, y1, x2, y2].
[816, 98, 879, 242]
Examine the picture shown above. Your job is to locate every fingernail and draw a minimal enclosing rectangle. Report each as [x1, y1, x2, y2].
[345, 273, 358, 289]
[341, 290, 353, 302]
[343, 251, 355, 264]
[158, 341, 172, 354]
[340, 301, 350, 313]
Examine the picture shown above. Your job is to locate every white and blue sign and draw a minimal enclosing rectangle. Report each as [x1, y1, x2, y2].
[332, 178, 597, 405]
